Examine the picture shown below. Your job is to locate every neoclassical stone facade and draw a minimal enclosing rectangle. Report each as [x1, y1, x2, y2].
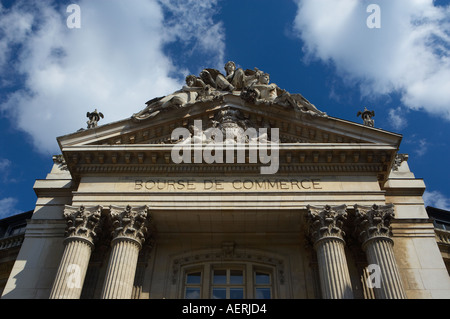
[2, 62, 449, 299]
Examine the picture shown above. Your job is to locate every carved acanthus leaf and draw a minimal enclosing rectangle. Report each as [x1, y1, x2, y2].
[63, 205, 103, 243]
[307, 205, 348, 244]
[392, 154, 409, 171]
[354, 204, 395, 246]
[109, 205, 151, 246]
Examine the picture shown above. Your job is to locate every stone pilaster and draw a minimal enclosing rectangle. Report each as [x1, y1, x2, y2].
[307, 205, 354, 299]
[50, 205, 103, 299]
[354, 204, 406, 299]
[101, 205, 150, 299]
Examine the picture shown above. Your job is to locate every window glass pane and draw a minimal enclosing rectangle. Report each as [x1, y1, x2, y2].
[255, 288, 271, 299]
[230, 288, 244, 299]
[185, 287, 201, 299]
[213, 269, 227, 284]
[435, 222, 444, 229]
[186, 272, 201, 284]
[212, 288, 226, 299]
[255, 272, 270, 284]
[230, 270, 243, 284]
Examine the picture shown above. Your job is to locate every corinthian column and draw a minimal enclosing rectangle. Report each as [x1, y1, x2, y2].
[354, 204, 406, 299]
[50, 205, 103, 299]
[101, 205, 150, 299]
[307, 205, 354, 299]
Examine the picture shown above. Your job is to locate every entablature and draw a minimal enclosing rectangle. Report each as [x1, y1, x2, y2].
[61, 142, 397, 182]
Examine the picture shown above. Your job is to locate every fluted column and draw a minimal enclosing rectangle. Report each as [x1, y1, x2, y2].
[101, 205, 150, 299]
[50, 205, 103, 299]
[354, 204, 406, 299]
[307, 205, 354, 299]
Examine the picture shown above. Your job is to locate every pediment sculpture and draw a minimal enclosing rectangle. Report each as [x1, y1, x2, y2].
[357, 107, 375, 127]
[170, 107, 273, 145]
[132, 62, 327, 121]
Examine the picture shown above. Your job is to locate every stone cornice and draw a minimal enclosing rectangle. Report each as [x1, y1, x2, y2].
[61, 143, 396, 181]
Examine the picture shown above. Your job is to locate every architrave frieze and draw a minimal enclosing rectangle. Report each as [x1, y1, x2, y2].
[60, 143, 397, 182]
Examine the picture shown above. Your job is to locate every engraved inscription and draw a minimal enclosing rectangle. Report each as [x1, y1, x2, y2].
[134, 178, 322, 192]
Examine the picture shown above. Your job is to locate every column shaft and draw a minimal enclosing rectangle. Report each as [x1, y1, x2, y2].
[101, 238, 140, 299]
[364, 238, 406, 299]
[49, 205, 102, 299]
[307, 205, 354, 299]
[315, 238, 354, 299]
[100, 205, 150, 299]
[50, 238, 92, 299]
[355, 204, 406, 299]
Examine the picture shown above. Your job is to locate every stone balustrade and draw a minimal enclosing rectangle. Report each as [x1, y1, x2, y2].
[435, 228, 450, 245]
[0, 234, 25, 251]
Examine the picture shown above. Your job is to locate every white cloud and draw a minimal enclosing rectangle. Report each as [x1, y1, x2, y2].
[293, 0, 450, 119]
[0, 158, 11, 171]
[0, 0, 225, 155]
[0, 197, 20, 219]
[423, 190, 450, 211]
[0, 158, 14, 183]
[415, 138, 428, 157]
[159, 0, 225, 70]
[388, 107, 408, 131]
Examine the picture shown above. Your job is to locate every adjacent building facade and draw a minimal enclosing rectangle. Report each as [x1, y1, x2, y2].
[427, 206, 450, 276]
[0, 210, 32, 296]
[2, 62, 449, 299]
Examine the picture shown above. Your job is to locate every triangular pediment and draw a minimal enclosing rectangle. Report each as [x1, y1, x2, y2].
[57, 63, 402, 182]
[58, 93, 399, 148]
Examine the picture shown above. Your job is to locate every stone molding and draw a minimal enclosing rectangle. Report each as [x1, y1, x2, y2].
[62, 143, 392, 179]
[171, 245, 286, 285]
[354, 204, 395, 249]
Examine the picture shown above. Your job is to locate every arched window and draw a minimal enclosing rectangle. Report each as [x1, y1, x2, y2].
[172, 246, 285, 299]
[181, 262, 275, 299]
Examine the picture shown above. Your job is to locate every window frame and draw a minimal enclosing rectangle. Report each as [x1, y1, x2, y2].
[253, 268, 273, 299]
[183, 267, 203, 299]
[211, 266, 245, 299]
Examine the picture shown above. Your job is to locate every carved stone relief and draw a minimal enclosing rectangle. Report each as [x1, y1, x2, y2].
[132, 61, 327, 122]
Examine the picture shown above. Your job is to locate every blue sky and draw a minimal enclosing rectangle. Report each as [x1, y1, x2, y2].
[0, 0, 449, 218]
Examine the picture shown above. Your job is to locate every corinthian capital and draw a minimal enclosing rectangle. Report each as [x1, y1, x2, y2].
[63, 205, 103, 244]
[109, 205, 151, 247]
[354, 204, 395, 246]
[307, 205, 348, 245]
